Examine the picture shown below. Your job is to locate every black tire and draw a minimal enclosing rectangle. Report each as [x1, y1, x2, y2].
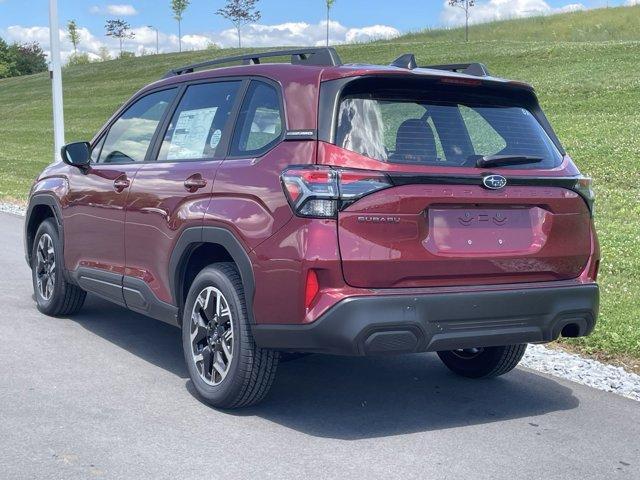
[31, 218, 86, 316]
[279, 352, 311, 363]
[437, 344, 527, 379]
[182, 263, 279, 409]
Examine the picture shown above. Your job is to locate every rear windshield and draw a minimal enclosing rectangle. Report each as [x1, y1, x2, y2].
[335, 93, 563, 169]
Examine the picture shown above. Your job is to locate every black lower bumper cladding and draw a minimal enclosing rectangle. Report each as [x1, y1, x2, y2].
[253, 284, 599, 356]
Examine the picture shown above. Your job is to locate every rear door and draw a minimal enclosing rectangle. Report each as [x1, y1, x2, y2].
[124, 80, 244, 307]
[321, 77, 592, 288]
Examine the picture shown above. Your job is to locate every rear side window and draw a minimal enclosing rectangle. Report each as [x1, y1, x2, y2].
[336, 94, 563, 169]
[98, 88, 176, 164]
[158, 81, 241, 161]
[230, 81, 283, 157]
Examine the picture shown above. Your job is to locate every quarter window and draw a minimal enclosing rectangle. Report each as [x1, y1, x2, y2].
[157, 81, 241, 162]
[98, 89, 176, 164]
[230, 82, 283, 156]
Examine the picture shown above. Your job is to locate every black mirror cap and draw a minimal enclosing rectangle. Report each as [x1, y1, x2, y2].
[61, 142, 91, 168]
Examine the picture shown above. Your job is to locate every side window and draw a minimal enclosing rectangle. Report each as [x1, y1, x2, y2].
[459, 105, 507, 156]
[157, 81, 241, 162]
[230, 81, 283, 157]
[98, 89, 176, 164]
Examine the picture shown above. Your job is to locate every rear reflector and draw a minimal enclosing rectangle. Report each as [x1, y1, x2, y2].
[304, 269, 319, 309]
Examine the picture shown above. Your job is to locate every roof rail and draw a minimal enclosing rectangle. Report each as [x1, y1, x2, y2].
[164, 47, 342, 78]
[423, 62, 491, 77]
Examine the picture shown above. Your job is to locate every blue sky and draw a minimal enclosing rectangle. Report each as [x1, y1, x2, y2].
[0, 0, 634, 59]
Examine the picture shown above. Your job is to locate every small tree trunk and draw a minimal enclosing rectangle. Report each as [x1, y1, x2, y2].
[178, 19, 182, 52]
[237, 26, 242, 49]
[119, 38, 123, 55]
[465, 7, 469, 42]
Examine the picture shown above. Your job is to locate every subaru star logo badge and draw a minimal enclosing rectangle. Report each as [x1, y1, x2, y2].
[483, 174, 507, 190]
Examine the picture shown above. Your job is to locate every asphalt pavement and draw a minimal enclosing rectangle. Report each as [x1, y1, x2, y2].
[0, 211, 638, 479]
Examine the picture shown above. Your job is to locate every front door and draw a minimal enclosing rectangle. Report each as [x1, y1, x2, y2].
[63, 88, 178, 304]
[123, 80, 243, 311]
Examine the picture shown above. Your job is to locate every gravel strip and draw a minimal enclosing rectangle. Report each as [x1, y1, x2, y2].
[0, 202, 26, 217]
[1, 201, 638, 401]
[522, 344, 640, 401]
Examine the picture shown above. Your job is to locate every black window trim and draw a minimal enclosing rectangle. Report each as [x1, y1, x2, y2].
[89, 85, 180, 165]
[225, 78, 287, 161]
[147, 77, 249, 165]
[89, 75, 287, 166]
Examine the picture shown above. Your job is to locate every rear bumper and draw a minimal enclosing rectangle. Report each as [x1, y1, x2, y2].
[253, 283, 599, 355]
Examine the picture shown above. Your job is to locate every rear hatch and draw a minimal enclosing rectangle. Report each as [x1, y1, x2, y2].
[318, 75, 593, 288]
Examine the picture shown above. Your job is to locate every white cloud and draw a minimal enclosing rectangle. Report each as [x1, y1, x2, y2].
[210, 21, 400, 48]
[0, 20, 400, 64]
[441, 0, 586, 26]
[626, 0, 640, 5]
[90, 4, 138, 16]
[345, 25, 401, 44]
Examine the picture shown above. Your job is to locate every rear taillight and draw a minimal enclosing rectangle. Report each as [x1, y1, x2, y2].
[281, 166, 392, 218]
[573, 176, 595, 215]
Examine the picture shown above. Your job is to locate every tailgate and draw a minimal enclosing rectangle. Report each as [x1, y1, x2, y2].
[338, 183, 591, 288]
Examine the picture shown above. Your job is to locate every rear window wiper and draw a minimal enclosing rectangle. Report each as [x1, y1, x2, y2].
[476, 155, 544, 168]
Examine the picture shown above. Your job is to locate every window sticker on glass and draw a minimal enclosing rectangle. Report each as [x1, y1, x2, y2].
[210, 129, 222, 150]
[166, 107, 218, 160]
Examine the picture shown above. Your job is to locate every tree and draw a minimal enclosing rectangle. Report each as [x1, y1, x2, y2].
[171, 0, 190, 53]
[98, 46, 112, 62]
[9, 42, 48, 75]
[448, 0, 475, 42]
[216, 0, 261, 49]
[0, 37, 17, 78]
[67, 20, 80, 54]
[325, 0, 336, 47]
[0, 37, 47, 78]
[66, 52, 91, 67]
[105, 19, 135, 56]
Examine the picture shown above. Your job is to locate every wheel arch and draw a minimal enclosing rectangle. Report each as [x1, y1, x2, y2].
[25, 194, 64, 268]
[170, 227, 256, 325]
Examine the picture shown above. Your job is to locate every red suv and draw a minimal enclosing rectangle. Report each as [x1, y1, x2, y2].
[25, 48, 599, 408]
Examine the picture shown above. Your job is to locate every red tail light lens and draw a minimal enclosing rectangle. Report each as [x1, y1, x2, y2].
[304, 269, 319, 309]
[281, 166, 392, 218]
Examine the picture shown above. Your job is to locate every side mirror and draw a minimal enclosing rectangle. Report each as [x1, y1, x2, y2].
[61, 142, 91, 168]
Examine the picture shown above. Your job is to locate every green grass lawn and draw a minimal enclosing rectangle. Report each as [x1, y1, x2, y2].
[1, 7, 638, 365]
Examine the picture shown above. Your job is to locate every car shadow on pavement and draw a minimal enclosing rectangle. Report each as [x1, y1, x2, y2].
[74, 295, 579, 440]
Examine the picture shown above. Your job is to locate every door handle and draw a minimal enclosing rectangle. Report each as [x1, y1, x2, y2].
[113, 175, 130, 193]
[184, 174, 207, 192]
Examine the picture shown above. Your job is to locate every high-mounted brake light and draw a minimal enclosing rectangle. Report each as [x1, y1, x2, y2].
[281, 166, 392, 218]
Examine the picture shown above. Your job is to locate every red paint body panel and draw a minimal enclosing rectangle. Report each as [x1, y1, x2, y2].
[338, 184, 591, 288]
[205, 141, 316, 250]
[26, 59, 599, 332]
[62, 163, 140, 275]
[124, 161, 219, 303]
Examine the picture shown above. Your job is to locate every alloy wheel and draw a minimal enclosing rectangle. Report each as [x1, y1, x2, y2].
[189, 287, 234, 386]
[35, 233, 56, 301]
